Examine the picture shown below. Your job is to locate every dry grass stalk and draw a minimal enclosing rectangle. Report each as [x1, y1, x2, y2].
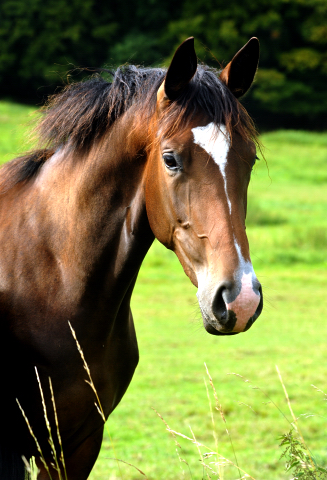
[204, 363, 242, 479]
[106, 458, 148, 478]
[237, 402, 257, 414]
[275, 365, 315, 470]
[68, 321, 124, 479]
[204, 363, 226, 424]
[166, 427, 256, 479]
[189, 425, 210, 480]
[199, 460, 219, 477]
[311, 384, 327, 399]
[49, 377, 68, 480]
[35, 367, 63, 478]
[16, 399, 53, 480]
[152, 408, 191, 478]
[155, 408, 256, 480]
[68, 322, 105, 422]
[227, 372, 290, 424]
[204, 378, 222, 479]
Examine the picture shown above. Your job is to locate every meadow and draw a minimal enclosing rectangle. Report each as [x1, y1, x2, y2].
[0, 100, 326, 479]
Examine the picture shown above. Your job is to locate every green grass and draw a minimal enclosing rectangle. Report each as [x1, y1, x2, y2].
[1, 100, 327, 479]
[0, 101, 36, 161]
[247, 130, 327, 267]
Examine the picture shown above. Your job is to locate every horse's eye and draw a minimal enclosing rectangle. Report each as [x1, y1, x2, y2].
[252, 154, 259, 169]
[163, 153, 178, 170]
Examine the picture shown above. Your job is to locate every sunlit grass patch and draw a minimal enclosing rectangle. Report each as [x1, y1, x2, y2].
[246, 197, 288, 226]
[0, 101, 36, 161]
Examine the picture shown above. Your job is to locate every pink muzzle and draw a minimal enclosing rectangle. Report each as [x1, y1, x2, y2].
[227, 272, 261, 332]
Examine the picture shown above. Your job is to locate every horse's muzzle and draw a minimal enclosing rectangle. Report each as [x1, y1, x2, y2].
[197, 276, 263, 335]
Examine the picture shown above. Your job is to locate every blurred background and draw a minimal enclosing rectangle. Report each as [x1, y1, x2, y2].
[1, 0, 327, 130]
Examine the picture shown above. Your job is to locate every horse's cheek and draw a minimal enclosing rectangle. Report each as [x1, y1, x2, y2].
[145, 173, 173, 248]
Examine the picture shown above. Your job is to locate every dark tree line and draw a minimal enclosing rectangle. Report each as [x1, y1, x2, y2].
[1, 0, 326, 129]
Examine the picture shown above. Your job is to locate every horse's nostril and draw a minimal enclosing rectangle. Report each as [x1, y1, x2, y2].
[212, 284, 229, 324]
[253, 285, 263, 320]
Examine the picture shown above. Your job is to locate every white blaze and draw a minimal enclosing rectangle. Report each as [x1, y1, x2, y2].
[192, 124, 261, 332]
[192, 123, 231, 213]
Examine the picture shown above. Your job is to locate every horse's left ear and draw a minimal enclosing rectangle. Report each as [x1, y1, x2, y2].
[158, 37, 197, 105]
[220, 37, 259, 98]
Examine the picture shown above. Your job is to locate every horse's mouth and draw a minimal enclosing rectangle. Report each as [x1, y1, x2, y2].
[200, 306, 259, 336]
[204, 322, 239, 336]
[199, 306, 238, 335]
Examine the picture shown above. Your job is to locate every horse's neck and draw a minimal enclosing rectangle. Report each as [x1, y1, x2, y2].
[33, 118, 154, 302]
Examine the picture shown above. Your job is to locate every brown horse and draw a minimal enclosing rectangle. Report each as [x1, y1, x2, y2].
[0, 37, 262, 479]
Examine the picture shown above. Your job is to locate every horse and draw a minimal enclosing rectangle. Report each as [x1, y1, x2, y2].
[0, 37, 263, 479]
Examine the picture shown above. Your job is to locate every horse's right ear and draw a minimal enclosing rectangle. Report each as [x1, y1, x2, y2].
[220, 37, 259, 98]
[157, 37, 197, 106]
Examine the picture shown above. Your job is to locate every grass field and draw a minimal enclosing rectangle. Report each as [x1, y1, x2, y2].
[0, 100, 327, 479]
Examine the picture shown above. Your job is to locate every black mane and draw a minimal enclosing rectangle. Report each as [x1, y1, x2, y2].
[0, 64, 258, 188]
[36, 67, 165, 151]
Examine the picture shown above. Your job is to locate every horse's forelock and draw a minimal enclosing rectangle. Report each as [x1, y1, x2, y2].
[156, 66, 259, 147]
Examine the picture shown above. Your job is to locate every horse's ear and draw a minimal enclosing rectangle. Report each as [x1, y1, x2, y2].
[158, 37, 197, 104]
[220, 37, 259, 98]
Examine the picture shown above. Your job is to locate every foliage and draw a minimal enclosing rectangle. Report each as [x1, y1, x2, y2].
[0, 0, 180, 102]
[0, 1, 327, 128]
[279, 430, 327, 479]
[163, 0, 327, 129]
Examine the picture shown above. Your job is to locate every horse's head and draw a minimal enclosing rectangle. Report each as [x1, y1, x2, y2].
[145, 38, 263, 335]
